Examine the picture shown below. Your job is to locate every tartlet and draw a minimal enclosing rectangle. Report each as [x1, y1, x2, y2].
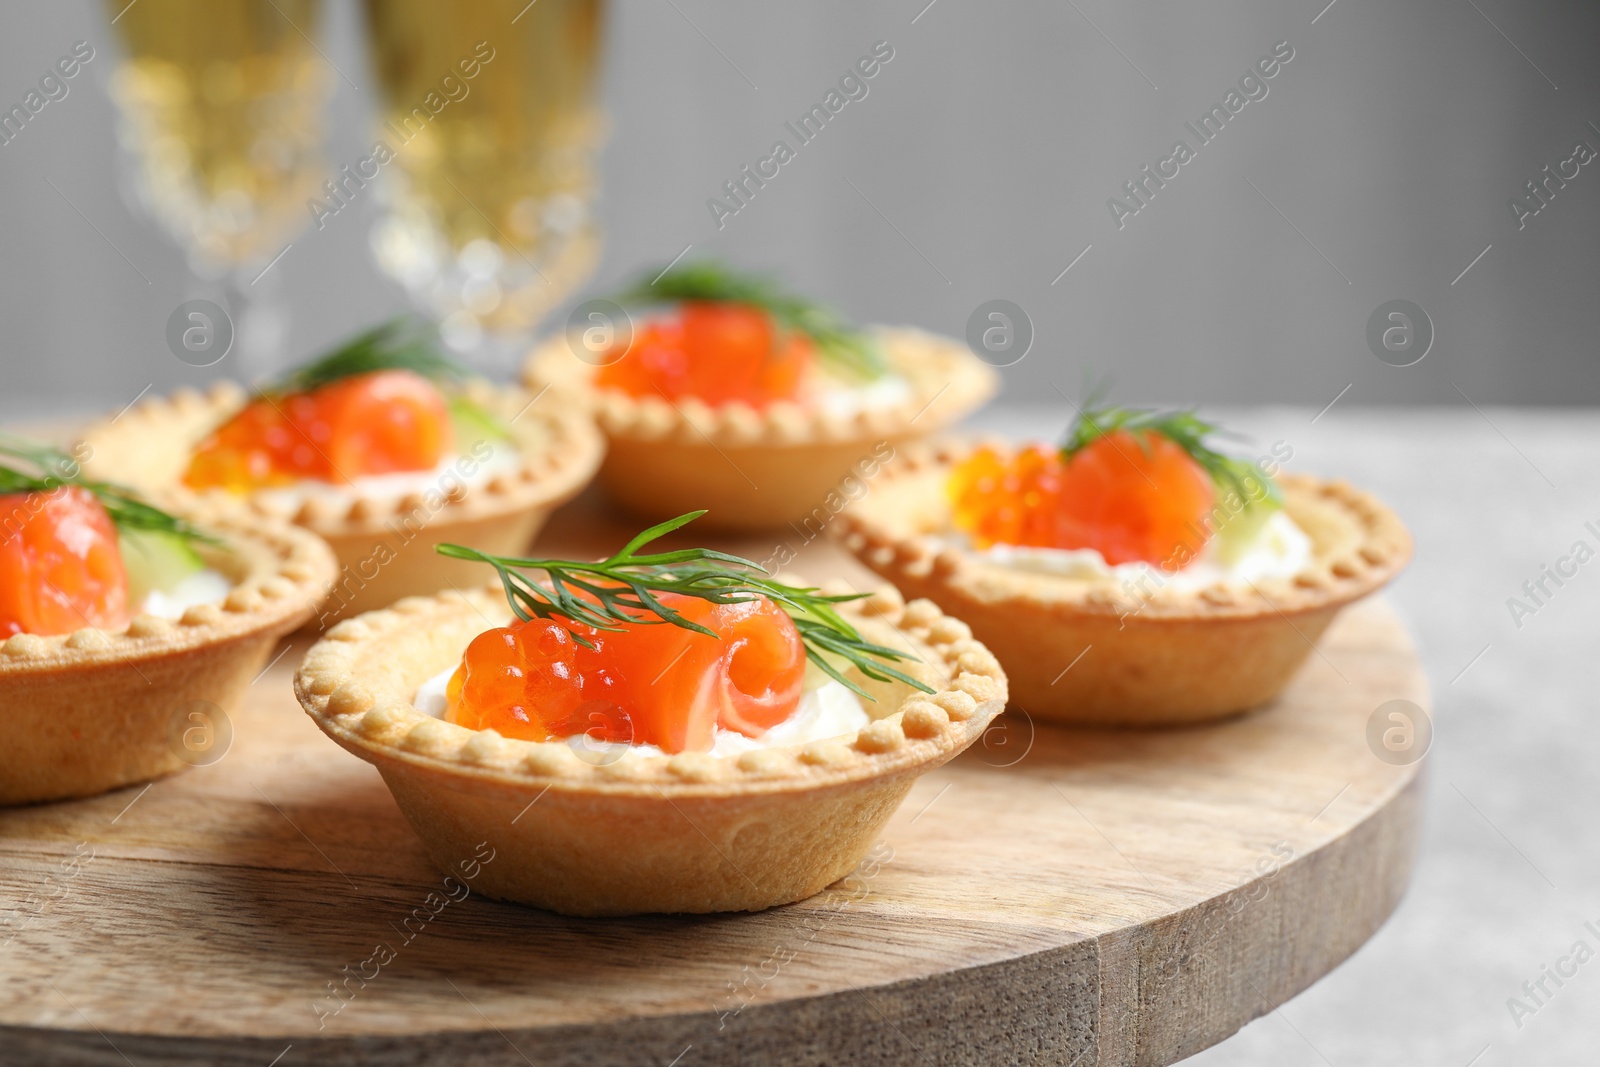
[294, 581, 1007, 916]
[836, 440, 1411, 726]
[524, 262, 997, 529]
[76, 379, 603, 625]
[0, 496, 335, 804]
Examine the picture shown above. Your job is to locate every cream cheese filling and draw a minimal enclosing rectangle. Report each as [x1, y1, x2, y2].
[412, 662, 871, 758]
[248, 442, 521, 514]
[964, 510, 1314, 591]
[138, 569, 232, 619]
[809, 373, 913, 418]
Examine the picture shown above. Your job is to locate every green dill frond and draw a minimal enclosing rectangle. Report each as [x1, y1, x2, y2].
[275, 317, 470, 395]
[437, 511, 931, 700]
[1061, 388, 1281, 508]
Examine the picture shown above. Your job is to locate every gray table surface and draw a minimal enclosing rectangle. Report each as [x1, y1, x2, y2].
[966, 405, 1600, 1067]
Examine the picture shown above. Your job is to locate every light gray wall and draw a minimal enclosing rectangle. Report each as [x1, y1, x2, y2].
[0, 0, 1596, 423]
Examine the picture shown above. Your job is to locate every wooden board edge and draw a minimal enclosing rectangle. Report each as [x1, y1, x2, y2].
[0, 767, 1426, 1067]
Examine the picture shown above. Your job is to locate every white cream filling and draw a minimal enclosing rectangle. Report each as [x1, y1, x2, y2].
[138, 569, 232, 619]
[810, 374, 913, 418]
[249, 442, 521, 513]
[605, 374, 913, 417]
[412, 663, 871, 758]
[967, 510, 1313, 591]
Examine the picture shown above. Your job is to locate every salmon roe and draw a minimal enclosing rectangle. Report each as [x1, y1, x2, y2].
[183, 369, 452, 492]
[594, 302, 813, 408]
[0, 487, 129, 637]
[444, 593, 807, 755]
[948, 431, 1216, 567]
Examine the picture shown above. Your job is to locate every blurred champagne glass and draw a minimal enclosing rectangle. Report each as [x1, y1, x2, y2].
[105, 0, 331, 376]
[363, 0, 606, 374]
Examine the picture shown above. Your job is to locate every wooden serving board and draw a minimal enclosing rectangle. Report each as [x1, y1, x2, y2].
[0, 493, 1428, 1067]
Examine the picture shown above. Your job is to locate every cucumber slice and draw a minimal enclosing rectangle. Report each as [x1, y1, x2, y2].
[120, 528, 205, 601]
[449, 395, 510, 446]
[1212, 501, 1279, 565]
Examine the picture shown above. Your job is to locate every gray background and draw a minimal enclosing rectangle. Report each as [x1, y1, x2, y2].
[2, 2, 1599, 1066]
[1, 0, 1598, 417]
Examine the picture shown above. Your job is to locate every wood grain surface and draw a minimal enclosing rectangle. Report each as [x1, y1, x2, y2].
[0, 492, 1429, 1067]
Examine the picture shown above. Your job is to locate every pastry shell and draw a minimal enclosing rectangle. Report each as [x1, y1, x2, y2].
[834, 441, 1412, 726]
[294, 582, 1008, 916]
[524, 326, 998, 530]
[0, 499, 336, 805]
[76, 381, 604, 626]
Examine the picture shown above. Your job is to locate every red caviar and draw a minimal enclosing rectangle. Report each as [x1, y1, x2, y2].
[0, 487, 130, 637]
[183, 369, 452, 492]
[444, 593, 807, 754]
[949, 430, 1215, 566]
[595, 302, 812, 408]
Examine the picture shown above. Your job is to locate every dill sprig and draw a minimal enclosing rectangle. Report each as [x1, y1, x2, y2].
[1062, 389, 1280, 508]
[610, 259, 887, 380]
[274, 317, 470, 395]
[437, 511, 932, 701]
[0, 434, 217, 543]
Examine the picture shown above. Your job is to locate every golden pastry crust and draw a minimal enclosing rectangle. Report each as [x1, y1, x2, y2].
[0, 497, 337, 805]
[834, 440, 1413, 725]
[524, 326, 998, 529]
[294, 582, 1008, 916]
[76, 380, 604, 623]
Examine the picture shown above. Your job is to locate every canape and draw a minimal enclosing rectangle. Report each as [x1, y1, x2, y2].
[78, 320, 604, 625]
[0, 436, 335, 804]
[524, 261, 997, 529]
[295, 514, 1007, 916]
[835, 402, 1411, 725]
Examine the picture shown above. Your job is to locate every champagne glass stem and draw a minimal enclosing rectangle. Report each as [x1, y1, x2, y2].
[225, 266, 287, 384]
